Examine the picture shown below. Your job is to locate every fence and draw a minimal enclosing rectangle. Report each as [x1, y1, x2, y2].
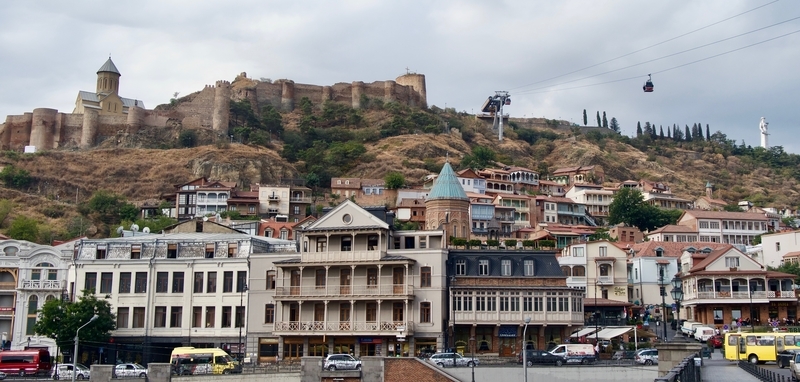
[738, 361, 793, 382]
[653, 352, 701, 382]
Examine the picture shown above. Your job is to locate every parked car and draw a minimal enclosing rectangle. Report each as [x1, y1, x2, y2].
[708, 335, 723, 349]
[51, 364, 91, 380]
[0, 371, 6, 380]
[323, 354, 361, 371]
[789, 351, 800, 380]
[635, 349, 659, 366]
[114, 363, 148, 378]
[517, 350, 564, 367]
[428, 353, 479, 367]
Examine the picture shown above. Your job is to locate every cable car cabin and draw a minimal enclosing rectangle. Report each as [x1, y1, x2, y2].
[643, 75, 654, 93]
[505, 97, 511, 105]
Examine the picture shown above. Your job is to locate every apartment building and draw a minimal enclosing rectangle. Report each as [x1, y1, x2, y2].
[269, 200, 448, 359]
[0, 240, 71, 354]
[677, 210, 770, 245]
[68, 233, 295, 364]
[564, 184, 613, 225]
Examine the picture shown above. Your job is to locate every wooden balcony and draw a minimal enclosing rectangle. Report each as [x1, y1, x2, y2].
[275, 284, 414, 300]
[688, 290, 793, 300]
[302, 250, 383, 263]
[273, 321, 413, 335]
[0, 282, 16, 291]
[0, 307, 14, 316]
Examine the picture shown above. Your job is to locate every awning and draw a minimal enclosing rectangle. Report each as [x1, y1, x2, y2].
[595, 327, 633, 340]
[498, 325, 518, 338]
[570, 327, 599, 338]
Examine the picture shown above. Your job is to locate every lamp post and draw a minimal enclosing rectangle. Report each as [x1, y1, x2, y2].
[749, 281, 755, 330]
[522, 317, 531, 382]
[450, 275, 456, 368]
[669, 275, 685, 342]
[469, 336, 475, 382]
[238, 283, 248, 361]
[73, 314, 99, 382]
[659, 265, 668, 342]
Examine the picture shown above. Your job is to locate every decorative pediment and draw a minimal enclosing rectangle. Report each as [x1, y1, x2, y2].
[303, 200, 389, 232]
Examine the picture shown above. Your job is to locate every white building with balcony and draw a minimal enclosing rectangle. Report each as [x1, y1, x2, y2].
[679, 244, 798, 328]
[267, 200, 448, 360]
[677, 210, 770, 245]
[0, 240, 71, 354]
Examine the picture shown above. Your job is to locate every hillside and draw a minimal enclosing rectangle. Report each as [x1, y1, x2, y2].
[0, 104, 798, 242]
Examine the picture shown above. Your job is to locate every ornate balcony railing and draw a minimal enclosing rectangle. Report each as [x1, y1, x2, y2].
[20, 280, 65, 290]
[275, 284, 414, 298]
[690, 290, 787, 299]
[273, 321, 413, 334]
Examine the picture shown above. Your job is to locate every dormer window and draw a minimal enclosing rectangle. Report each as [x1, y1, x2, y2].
[655, 248, 663, 257]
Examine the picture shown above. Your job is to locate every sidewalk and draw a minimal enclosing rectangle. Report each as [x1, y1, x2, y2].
[701, 358, 761, 382]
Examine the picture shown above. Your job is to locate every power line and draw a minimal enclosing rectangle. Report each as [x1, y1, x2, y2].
[518, 28, 800, 95]
[515, 16, 800, 95]
[509, 0, 780, 91]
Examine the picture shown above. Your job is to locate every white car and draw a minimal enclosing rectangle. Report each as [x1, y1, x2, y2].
[51, 364, 91, 380]
[428, 353, 479, 367]
[114, 363, 148, 378]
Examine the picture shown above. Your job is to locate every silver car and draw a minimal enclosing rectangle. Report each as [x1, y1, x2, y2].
[428, 353, 479, 367]
[114, 363, 148, 378]
[51, 364, 91, 380]
[323, 354, 361, 371]
[635, 349, 659, 365]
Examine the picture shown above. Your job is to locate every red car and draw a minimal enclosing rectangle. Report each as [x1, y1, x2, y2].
[708, 335, 723, 348]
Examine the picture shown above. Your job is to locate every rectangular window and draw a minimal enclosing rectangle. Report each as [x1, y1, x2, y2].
[558, 297, 569, 311]
[194, 272, 204, 293]
[420, 267, 431, 288]
[523, 296, 533, 311]
[223, 271, 234, 293]
[524, 260, 534, 276]
[167, 244, 178, 259]
[264, 304, 275, 324]
[154, 306, 167, 328]
[420, 302, 431, 323]
[392, 302, 404, 322]
[172, 272, 185, 293]
[316, 238, 327, 252]
[478, 260, 489, 276]
[131, 244, 141, 259]
[205, 243, 215, 259]
[510, 295, 519, 311]
[367, 268, 378, 288]
[207, 272, 217, 293]
[572, 247, 584, 257]
[456, 260, 466, 276]
[500, 296, 510, 311]
[84, 272, 97, 293]
[133, 307, 145, 328]
[96, 246, 107, 260]
[725, 257, 740, 268]
[476, 295, 486, 311]
[599, 246, 607, 257]
[316, 269, 326, 289]
[228, 243, 237, 258]
[222, 307, 232, 327]
[156, 272, 168, 293]
[266, 271, 275, 290]
[170, 306, 182, 328]
[192, 307, 202, 328]
[534, 297, 544, 312]
[236, 306, 245, 328]
[205, 306, 216, 328]
[100, 272, 113, 294]
[236, 271, 247, 292]
[501, 260, 512, 276]
[547, 297, 557, 311]
[366, 303, 377, 322]
[117, 307, 129, 329]
[119, 272, 131, 293]
[135, 272, 147, 293]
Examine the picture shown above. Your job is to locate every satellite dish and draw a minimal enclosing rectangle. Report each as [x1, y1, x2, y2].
[142, 227, 150, 234]
[116, 226, 124, 235]
[131, 223, 140, 233]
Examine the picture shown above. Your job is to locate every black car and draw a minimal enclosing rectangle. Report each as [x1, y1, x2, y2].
[517, 350, 564, 367]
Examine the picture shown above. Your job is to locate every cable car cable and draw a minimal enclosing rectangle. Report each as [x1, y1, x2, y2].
[509, 0, 780, 91]
[518, 27, 800, 95]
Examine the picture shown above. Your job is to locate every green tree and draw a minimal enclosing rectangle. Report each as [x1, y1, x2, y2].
[770, 263, 800, 283]
[782, 216, 798, 229]
[588, 228, 615, 242]
[602, 112, 608, 128]
[608, 188, 645, 228]
[460, 146, 497, 170]
[596, 111, 601, 127]
[8, 216, 39, 242]
[34, 290, 116, 354]
[260, 104, 283, 137]
[178, 130, 197, 148]
[0, 164, 32, 189]
[583, 109, 587, 126]
[384, 171, 405, 189]
[636, 122, 642, 137]
[609, 117, 620, 132]
[0, 199, 12, 227]
[723, 203, 742, 212]
[82, 190, 137, 225]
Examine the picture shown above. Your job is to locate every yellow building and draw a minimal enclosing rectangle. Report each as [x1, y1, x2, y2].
[73, 57, 144, 115]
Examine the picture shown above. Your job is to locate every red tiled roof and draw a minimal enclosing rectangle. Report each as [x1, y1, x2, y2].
[627, 241, 730, 258]
[649, 225, 697, 234]
[782, 251, 800, 258]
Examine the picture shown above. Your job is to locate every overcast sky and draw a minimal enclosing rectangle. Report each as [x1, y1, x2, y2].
[1, 0, 798, 153]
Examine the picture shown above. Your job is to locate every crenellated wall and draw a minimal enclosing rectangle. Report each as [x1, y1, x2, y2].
[0, 72, 427, 151]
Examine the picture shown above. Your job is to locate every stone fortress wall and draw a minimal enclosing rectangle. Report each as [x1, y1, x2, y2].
[0, 72, 427, 151]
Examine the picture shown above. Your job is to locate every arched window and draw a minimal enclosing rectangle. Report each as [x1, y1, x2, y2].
[560, 266, 572, 276]
[573, 266, 586, 276]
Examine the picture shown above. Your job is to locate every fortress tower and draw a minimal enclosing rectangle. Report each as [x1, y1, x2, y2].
[425, 161, 470, 244]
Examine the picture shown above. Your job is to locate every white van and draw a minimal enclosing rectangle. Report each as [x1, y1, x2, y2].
[549, 344, 596, 364]
[681, 321, 704, 337]
[693, 326, 716, 342]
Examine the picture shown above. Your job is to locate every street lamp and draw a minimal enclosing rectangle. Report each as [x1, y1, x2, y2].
[659, 265, 668, 342]
[469, 336, 475, 382]
[669, 275, 685, 342]
[522, 317, 531, 382]
[749, 280, 755, 330]
[238, 283, 248, 361]
[73, 314, 99, 382]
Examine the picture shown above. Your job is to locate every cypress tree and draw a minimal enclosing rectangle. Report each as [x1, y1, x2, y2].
[706, 124, 711, 140]
[596, 111, 601, 127]
[659, 126, 664, 139]
[583, 109, 587, 126]
[685, 125, 692, 141]
[602, 112, 608, 128]
[636, 121, 642, 137]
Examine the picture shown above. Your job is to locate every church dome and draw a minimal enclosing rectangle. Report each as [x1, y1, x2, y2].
[427, 162, 469, 201]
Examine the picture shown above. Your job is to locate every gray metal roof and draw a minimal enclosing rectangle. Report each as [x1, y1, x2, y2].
[427, 162, 469, 201]
[97, 57, 121, 75]
[78, 91, 145, 109]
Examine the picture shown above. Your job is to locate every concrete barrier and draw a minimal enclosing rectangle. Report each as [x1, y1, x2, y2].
[445, 365, 658, 382]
